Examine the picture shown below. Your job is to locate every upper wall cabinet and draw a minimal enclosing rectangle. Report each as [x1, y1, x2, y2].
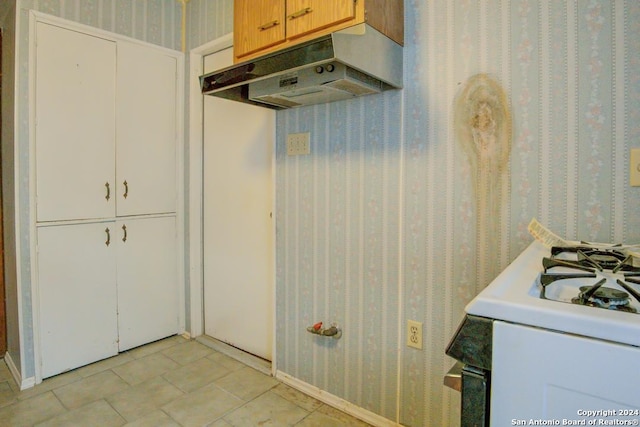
[233, 0, 404, 63]
[234, 0, 286, 59]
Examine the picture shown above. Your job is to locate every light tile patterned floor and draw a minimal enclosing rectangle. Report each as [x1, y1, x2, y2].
[0, 336, 371, 426]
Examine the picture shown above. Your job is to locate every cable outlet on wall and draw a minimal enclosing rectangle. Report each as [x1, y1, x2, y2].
[287, 132, 310, 156]
[407, 319, 423, 350]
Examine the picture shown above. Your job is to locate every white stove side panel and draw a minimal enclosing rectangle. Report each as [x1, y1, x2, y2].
[491, 321, 640, 426]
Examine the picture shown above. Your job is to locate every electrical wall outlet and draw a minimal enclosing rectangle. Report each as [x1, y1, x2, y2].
[287, 132, 311, 155]
[407, 320, 423, 350]
[631, 148, 640, 187]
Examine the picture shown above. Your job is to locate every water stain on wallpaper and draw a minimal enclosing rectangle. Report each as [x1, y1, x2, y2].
[454, 73, 512, 285]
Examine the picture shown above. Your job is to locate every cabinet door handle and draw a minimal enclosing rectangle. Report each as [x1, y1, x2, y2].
[123, 180, 129, 199]
[105, 227, 111, 246]
[258, 20, 280, 31]
[287, 7, 313, 20]
[122, 224, 127, 242]
[105, 182, 111, 201]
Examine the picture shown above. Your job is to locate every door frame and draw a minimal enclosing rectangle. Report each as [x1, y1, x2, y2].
[187, 35, 277, 373]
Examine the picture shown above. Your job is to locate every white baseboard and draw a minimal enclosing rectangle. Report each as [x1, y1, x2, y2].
[275, 370, 400, 427]
[196, 335, 271, 376]
[4, 352, 36, 390]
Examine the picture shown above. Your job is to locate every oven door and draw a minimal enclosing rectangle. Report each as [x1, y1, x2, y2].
[445, 362, 490, 427]
[491, 321, 640, 425]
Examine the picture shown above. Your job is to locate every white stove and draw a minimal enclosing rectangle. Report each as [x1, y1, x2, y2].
[447, 237, 640, 426]
[465, 239, 640, 347]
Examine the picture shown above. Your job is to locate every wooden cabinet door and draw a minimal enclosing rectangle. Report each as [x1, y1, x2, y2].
[35, 23, 116, 222]
[116, 216, 178, 351]
[286, 0, 356, 40]
[37, 222, 118, 378]
[234, 0, 285, 58]
[116, 43, 177, 217]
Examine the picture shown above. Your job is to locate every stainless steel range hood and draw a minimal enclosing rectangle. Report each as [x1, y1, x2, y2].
[200, 24, 403, 110]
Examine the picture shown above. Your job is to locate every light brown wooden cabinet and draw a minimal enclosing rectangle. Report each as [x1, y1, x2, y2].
[233, 0, 403, 63]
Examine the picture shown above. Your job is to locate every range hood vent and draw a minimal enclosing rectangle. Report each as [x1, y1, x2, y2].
[200, 24, 402, 110]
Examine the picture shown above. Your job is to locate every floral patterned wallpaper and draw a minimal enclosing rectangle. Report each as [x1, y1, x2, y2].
[275, 1, 640, 426]
[7, 1, 640, 426]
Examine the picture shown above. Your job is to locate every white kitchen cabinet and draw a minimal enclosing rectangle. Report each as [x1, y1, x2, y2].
[35, 23, 116, 222]
[35, 22, 178, 222]
[116, 216, 178, 351]
[37, 216, 177, 377]
[37, 222, 118, 378]
[116, 43, 177, 216]
[32, 19, 182, 379]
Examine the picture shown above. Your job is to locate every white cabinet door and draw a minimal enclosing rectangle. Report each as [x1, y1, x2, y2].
[116, 216, 178, 351]
[37, 223, 118, 378]
[35, 23, 116, 222]
[116, 43, 177, 216]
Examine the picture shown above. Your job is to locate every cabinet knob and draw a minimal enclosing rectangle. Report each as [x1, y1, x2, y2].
[122, 224, 127, 242]
[105, 227, 111, 246]
[105, 182, 111, 201]
[123, 180, 129, 199]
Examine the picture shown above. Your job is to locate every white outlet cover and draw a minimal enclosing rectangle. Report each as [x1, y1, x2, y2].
[407, 319, 423, 350]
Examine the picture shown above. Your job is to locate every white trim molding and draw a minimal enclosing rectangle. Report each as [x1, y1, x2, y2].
[187, 33, 233, 340]
[4, 352, 35, 391]
[276, 370, 401, 427]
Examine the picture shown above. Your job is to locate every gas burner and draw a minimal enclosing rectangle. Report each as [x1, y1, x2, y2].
[571, 285, 636, 313]
[539, 245, 640, 314]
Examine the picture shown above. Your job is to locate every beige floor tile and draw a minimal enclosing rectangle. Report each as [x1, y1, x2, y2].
[112, 353, 179, 386]
[74, 352, 135, 378]
[53, 370, 129, 410]
[122, 410, 181, 427]
[0, 381, 18, 408]
[126, 336, 187, 360]
[270, 383, 323, 412]
[161, 383, 243, 427]
[0, 362, 13, 382]
[106, 377, 184, 422]
[208, 420, 232, 427]
[214, 367, 279, 401]
[161, 341, 214, 365]
[17, 371, 82, 401]
[296, 404, 370, 427]
[34, 399, 126, 427]
[0, 391, 66, 426]
[162, 357, 230, 393]
[223, 391, 309, 426]
[207, 352, 247, 372]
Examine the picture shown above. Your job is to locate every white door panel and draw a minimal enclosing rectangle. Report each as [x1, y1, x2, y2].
[37, 222, 118, 378]
[203, 48, 274, 360]
[116, 216, 178, 351]
[116, 43, 177, 216]
[35, 23, 116, 222]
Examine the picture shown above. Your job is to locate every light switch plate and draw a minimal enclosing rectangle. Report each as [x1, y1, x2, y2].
[631, 148, 640, 187]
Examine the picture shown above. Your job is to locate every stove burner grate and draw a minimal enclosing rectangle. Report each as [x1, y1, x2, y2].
[540, 246, 640, 314]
